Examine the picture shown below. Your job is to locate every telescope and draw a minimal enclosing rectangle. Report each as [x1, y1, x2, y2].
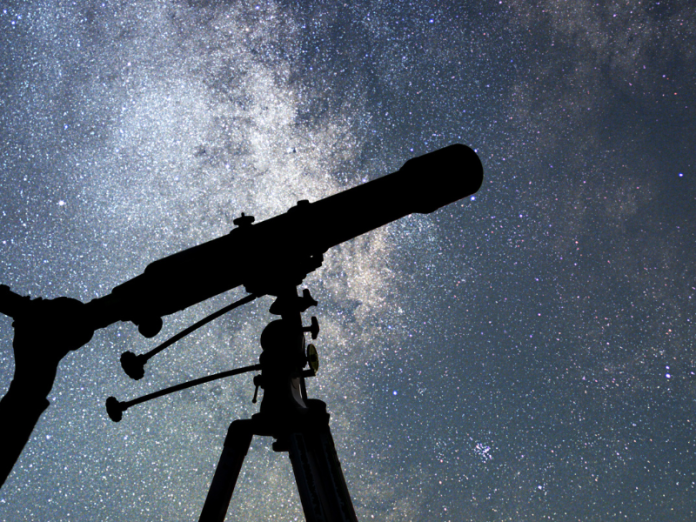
[0, 143, 483, 521]
[86, 143, 483, 336]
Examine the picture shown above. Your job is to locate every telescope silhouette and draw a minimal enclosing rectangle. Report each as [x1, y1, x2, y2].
[0, 143, 483, 513]
[87, 143, 483, 336]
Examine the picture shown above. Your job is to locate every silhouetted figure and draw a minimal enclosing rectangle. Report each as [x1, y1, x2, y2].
[0, 287, 94, 487]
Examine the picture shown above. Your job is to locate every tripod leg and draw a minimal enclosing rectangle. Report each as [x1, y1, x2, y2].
[313, 427, 358, 522]
[288, 409, 358, 522]
[198, 419, 254, 522]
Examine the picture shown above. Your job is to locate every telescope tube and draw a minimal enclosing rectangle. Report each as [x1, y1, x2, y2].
[88, 144, 483, 332]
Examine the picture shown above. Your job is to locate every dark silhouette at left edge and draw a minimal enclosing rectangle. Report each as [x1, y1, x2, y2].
[0, 291, 94, 486]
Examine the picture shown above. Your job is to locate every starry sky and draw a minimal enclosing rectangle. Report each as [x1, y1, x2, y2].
[1, 1, 695, 520]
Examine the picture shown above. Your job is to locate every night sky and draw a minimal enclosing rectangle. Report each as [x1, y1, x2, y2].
[1, 1, 695, 520]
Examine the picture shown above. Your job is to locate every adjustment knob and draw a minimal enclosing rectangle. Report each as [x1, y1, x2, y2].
[306, 344, 319, 374]
[137, 316, 162, 338]
[302, 316, 320, 340]
[233, 212, 255, 227]
[120, 351, 146, 380]
[105, 397, 124, 423]
[298, 289, 318, 312]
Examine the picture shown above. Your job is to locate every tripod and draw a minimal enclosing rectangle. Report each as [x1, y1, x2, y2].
[105, 286, 359, 521]
[198, 286, 358, 522]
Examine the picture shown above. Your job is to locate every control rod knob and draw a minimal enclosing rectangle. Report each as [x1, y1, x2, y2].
[302, 316, 319, 340]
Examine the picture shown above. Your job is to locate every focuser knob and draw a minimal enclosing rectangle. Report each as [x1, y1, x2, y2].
[233, 212, 255, 228]
[298, 289, 318, 312]
[303, 316, 320, 340]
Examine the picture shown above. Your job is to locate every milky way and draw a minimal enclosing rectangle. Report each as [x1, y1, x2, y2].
[1, 1, 696, 521]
